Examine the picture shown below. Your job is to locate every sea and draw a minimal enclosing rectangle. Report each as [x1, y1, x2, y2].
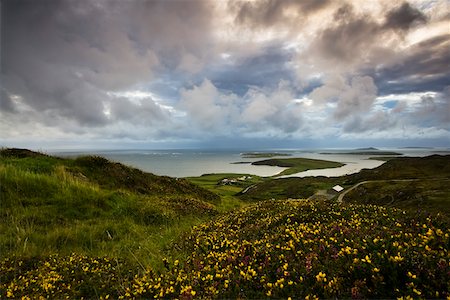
[50, 148, 450, 178]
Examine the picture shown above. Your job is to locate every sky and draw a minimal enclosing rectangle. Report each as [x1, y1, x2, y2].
[1, 0, 449, 150]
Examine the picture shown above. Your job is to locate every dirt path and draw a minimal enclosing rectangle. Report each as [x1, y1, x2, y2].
[336, 179, 428, 203]
[307, 189, 335, 201]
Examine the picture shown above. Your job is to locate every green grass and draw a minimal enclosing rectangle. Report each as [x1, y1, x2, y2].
[186, 173, 262, 212]
[251, 157, 344, 176]
[238, 177, 341, 201]
[346, 155, 450, 183]
[0, 148, 220, 269]
[343, 179, 450, 218]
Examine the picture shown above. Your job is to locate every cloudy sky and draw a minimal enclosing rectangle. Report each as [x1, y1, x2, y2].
[1, 0, 449, 149]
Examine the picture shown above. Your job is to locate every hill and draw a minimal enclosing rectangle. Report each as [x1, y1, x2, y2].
[239, 155, 450, 215]
[346, 155, 450, 182]
[0, 148, 219, 266]
[1, 150, 449, 298]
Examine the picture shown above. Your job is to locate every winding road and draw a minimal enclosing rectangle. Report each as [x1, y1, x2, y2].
[336, 178, 446, 203]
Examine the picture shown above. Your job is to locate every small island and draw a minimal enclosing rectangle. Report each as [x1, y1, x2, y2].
[252, 157, 344, 176]
[241, 152, 292, 158]
[320, 151, 402, 156]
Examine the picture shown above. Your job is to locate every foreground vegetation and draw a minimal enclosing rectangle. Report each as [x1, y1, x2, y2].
[1, 149, 449, 298]
[1, 200, 448, 298]
[0, 148, 218, 267]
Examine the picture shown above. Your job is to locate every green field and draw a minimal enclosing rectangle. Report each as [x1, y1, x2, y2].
[1, 149, 449, 298]
[186, 173, 263, 211]
[251, 157, 344, 176]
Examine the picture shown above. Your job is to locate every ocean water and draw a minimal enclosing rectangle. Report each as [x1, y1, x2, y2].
[51, 148, 449, 178]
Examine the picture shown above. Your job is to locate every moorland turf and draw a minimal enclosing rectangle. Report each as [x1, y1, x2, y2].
[1, 149, 449, 298]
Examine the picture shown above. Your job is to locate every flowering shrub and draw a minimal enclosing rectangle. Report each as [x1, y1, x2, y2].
[0, 254, 138, 299]
[129, 200, 449, 299]
[1, 200, 449, 299]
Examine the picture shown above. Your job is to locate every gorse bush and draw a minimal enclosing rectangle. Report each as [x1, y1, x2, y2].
[1, 200, 448, 299]
[0, 254, 138, 299]
[131, 200, 449, 299]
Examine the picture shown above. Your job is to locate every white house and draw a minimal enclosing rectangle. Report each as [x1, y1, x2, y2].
[332, 185, 344, 192]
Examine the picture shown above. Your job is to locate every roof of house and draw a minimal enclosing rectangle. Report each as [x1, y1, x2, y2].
[332, 185, 344, 192]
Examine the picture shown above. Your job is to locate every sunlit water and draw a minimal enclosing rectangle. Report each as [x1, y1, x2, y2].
[51, 148, 449, 178]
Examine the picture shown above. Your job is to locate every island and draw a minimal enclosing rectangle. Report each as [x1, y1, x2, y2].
[320, 151, 402, 155]
[240, 152, 292, 158]
[251, 157, 344, 176]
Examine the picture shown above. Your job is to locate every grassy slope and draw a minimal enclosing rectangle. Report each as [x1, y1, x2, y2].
[238, 176, 339, 201]
[343, 179, 450, 218]
[368, 156, 399, 161]
[252, 157, 344, 176]
[1, 150, 449, 298]
[241, 155, 450, 209]
[346, 155, 450, 183]
[2, 200, 449, 298]
[0, 148, 219, 267]
[186, 173, 262, 212]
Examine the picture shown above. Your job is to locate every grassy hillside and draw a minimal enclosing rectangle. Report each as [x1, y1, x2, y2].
[1, 149, 449, 298]
[342, 179, 450, 218]
[1, 148, 219, 202]
[238, 176, 339, 201]
[2, 200, 448, 298]
[0, 148, 219, 267]
[241, 155, 450, 206]
[186, 173, 263, 211]
[346, 155, 450, 183]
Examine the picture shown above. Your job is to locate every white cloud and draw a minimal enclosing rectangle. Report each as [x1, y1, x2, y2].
[178, 80, 303, 136]
[309, 75, 378, 120]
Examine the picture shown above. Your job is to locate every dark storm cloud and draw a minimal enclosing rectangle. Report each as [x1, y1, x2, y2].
[0, 89, 16, 113]
[303, 1, 447, 132]
[208, 45, 297, 95]
[311, 4, 380, 65]
[0, 0, 212, 129]
[307, 2, 429, 71]
[383, 2, 427, 31]
[374, 34, 450, 95]
[122, 0, 213, 71]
